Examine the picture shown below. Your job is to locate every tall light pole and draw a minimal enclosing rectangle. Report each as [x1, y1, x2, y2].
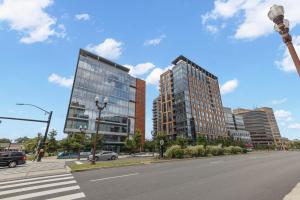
[16, 103, 52, 162]
[91, 96, 108, 165]
[78, 125, 87, 160]
[268, 4, 300, 76]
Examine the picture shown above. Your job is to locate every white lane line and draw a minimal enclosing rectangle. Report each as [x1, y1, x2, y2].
[0, 173, 71, 186]
[283, 182, 300, 200]
[45, 192, 86, 200]
[0, 180, 77, 196]
[0, 185, 80, 200]
[90, 173, 139, 182]
[0, 176, 74, 189]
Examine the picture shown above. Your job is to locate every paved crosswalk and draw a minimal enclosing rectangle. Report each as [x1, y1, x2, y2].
[0, 173, 86, 200]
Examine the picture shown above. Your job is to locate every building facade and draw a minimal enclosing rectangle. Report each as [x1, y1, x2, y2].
[64, 49, 145, 152]
[233, 107, 281, 148]
[157, 55, 226, 141]
[223, 107, 252, 144]
[152, 97, 161, 135]
[256, 107, 282, 147]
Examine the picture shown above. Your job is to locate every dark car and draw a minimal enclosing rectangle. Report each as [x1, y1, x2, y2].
[0, 151, 26, 168]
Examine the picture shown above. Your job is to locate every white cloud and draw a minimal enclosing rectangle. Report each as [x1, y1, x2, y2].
[202, 0, 300, 40]
[0, 0, 65, 44]
[48, 73, 73, 88]
[272, 98, 288, 105]
[206, 25, 219, 34]
[86, 38, 123, 60]
[124, 63, 156, 77]
[220, 79, 239, 95]
[144, 35, 166, 46]
[274, 109, 293, 122]
[146, 65, 173, 85]
[75, 13, 90, 21]
[275, 35, 300, 73]
[288, 123, 300, 130]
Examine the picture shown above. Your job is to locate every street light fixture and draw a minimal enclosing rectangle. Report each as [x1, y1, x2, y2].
[16, 103, 52, 162]
[91, 95, 109, 165]
[268, 4, 300, 76]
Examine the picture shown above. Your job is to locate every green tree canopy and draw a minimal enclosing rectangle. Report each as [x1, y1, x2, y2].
[14, 136, 30, 144]
[0, 138, 11, 143]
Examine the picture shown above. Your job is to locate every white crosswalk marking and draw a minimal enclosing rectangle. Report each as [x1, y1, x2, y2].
[45, 192, 86, 200]
[0, 176, 74, 189]
[0, 173, 86, 200]
[0, 173, 72, 186]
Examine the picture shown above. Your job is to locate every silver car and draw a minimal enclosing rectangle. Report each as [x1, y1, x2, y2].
[88, 151, 118, 161]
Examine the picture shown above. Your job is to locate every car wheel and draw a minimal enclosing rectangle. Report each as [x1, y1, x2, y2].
[111, 156, 116, 160]
[95, 157, 99, 161]
[8, 161, 17, 168]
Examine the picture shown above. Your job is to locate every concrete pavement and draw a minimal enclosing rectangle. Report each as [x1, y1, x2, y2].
[0, 158, 69, 181]
[73, 151, 300, 200]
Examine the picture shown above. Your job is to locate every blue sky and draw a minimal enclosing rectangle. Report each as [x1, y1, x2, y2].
[0, 0, 299, 141]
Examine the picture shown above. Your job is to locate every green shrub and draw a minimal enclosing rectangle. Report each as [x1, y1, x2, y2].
[232, 146, 243, 154]
[184, 146, 198, 157]
[165, 145, 183, 159]
[195, 145, 205, 157]
[206, 145, 223, 156]
[224, 146, 233, 154]
[173, 147, 184, 158]
[242, 148, 248, 154]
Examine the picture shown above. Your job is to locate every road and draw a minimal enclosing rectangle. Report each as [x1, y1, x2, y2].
[73, 151, 300, 200]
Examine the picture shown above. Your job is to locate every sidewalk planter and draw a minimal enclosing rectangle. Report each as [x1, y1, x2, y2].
[224, 146, 243, 154]
[165, 144, 246, 160]
[206, 145, 224, 156]
[165, 145, 184, 159]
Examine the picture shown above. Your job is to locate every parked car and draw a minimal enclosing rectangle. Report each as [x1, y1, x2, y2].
[88, 151, 118, 161]
[57, 152, 77, 159]
[57, 152, 92, 159]
[0, 151, 26, 168]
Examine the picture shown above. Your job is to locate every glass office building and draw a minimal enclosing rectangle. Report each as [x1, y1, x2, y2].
[158, 55, 227, 142]
[64, 49, 145, 152]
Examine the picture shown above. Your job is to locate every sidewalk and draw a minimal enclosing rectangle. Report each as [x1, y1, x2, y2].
[0, 158, 69, 181]
[284, 182, 300, 200]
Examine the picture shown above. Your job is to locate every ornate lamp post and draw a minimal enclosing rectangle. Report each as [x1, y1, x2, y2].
[268, 4, 300, 76]
[91, 96, 109, 165]
[78, 125, 87, 160]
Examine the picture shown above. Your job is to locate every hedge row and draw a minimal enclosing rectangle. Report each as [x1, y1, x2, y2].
[165, 145, 245, 159]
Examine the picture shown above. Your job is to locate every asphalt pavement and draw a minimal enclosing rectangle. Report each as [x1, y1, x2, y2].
[73, 151, 300, 200]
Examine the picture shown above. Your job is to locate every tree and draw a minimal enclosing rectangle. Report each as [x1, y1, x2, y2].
[0, 138, 11, 143]
[91, 134, 103, 151]
[153, 132, 169, 151]
[47, 129, 58, 154]
[125, 137, 136, 154]
[23, 138, 39, 154]
[124, 130, 143, 153]
[197, 135, 208, 146]
[14, 137, 30, 144]
[133, 130, 142, 151]
[174, 135, 188, 149]
[144, 139, 155, 152]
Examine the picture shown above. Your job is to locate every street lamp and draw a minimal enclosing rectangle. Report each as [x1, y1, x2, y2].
[268, 4, 300, 76]
[16, 103, 53, 162]
[91, 96, 109, 164]
[78, 125, 87, 160]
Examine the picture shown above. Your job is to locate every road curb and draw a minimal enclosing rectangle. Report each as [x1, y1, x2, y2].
[284, 182, 300, 200]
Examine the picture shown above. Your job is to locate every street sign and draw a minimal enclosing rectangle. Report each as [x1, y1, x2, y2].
[160, 139, 164, 146]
